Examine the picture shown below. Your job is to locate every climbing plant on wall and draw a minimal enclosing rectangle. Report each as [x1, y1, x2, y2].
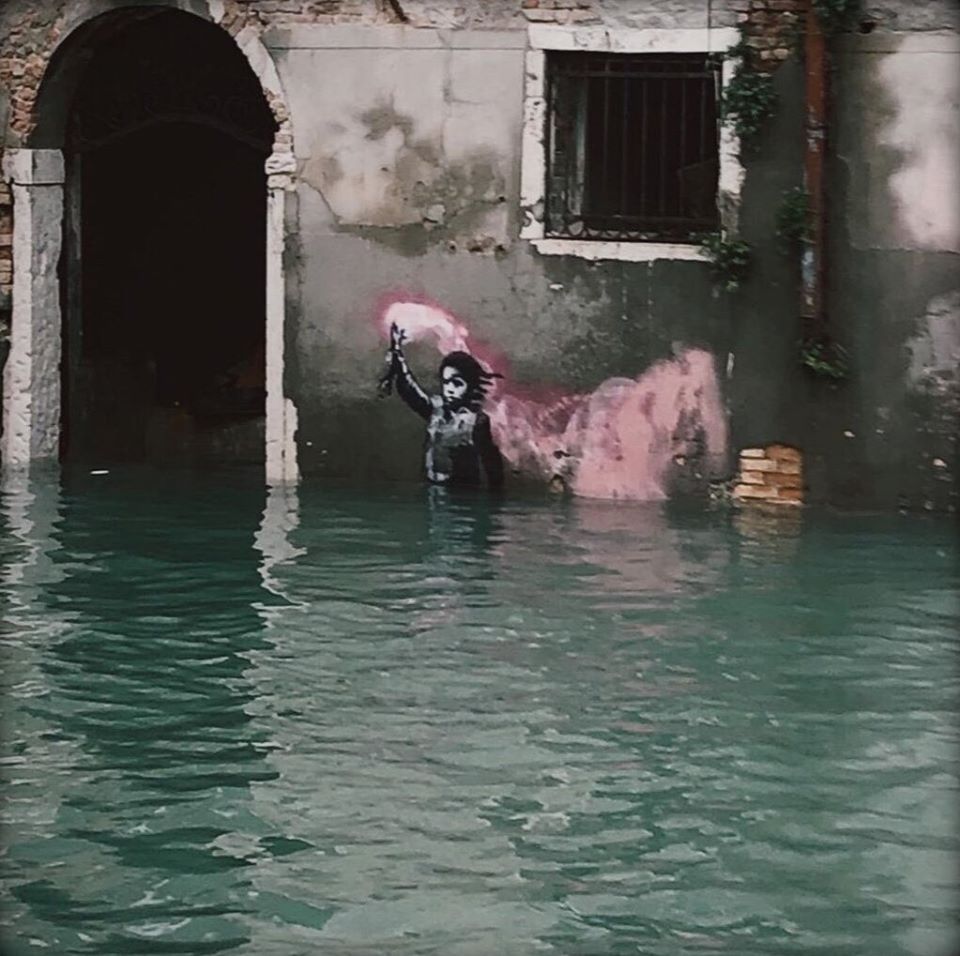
[775, 187, 812, 249]
[713, 12, 851, 379]
[720, 36, 777, 144]
[698, 232, 753, 292]
[800, 339, 848, 380]
[698, 30, 770, 294]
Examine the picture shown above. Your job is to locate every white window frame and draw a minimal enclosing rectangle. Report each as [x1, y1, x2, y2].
[520, 25, 744, 262]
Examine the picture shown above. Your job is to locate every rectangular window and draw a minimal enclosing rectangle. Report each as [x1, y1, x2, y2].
[545, 52, 721, 243]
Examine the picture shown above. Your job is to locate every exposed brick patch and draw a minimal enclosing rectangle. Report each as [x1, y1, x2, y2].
[0, 0, 316, 294]
[521, 0, 601, 25]
[0, 3, 69, 299]
[519, 1, 803, 66]
[732, 444, 805, 505]
[742, 0, 806, 72]
[229, 0, 369, 22]
[0, 5, 68, 141]
[0, 0, 366, 146]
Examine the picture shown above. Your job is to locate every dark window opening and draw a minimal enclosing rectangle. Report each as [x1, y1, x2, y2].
[545, 52, 721, 242]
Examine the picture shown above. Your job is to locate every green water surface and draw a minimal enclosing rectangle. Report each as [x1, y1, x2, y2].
[1, 469, 958, 955]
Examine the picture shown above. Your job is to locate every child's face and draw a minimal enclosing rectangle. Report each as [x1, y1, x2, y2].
[441, 365, 468, 405]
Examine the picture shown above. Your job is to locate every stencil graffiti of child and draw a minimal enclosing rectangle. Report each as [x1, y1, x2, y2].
[379, 320, 504, 490]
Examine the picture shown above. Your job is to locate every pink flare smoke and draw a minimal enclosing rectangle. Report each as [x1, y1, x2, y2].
[488, 351, 728, 500]
[380, 301, 472, 357]
[379, 298, 727, 501]
[378, 298, 508, 379]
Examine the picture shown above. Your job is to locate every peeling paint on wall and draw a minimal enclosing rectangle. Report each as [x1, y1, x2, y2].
[377, 298, 727, 500]
[903, 288, 959, 510]
[907, 289, 960, 392]
[303, 100, 442, 226]
[302, 99, 510, 251]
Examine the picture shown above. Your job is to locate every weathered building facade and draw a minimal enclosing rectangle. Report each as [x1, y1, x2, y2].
[1, 0, 957, 510]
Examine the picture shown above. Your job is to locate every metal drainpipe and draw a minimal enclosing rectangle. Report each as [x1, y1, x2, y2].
[802, 0, 827, 342]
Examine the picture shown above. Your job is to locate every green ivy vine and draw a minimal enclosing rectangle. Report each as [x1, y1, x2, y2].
[698, 232, 752, 292]
[720, 36, 777, 143]
[712, 20, 853, 378]
[800, 338, 848, 380]
[775, 187, 812, 249]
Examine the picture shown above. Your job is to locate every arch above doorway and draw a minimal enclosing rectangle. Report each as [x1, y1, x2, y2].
[1, 1, 299, 483]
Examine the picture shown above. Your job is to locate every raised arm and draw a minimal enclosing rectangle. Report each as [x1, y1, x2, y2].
[389, 323, 432, 420]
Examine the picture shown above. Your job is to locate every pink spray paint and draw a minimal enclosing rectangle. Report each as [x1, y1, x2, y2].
[378, 297, 727, 501]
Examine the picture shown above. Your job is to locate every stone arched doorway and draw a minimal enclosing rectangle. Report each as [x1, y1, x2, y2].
[3, 4, 299, 481]
[67, 9, 276, 464]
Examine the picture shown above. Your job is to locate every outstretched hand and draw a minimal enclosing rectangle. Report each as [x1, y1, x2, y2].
[389, 322, 407, 353]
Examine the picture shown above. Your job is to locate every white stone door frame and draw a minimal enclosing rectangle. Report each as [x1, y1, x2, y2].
[1, 22, 299, 484]
[1, 149, 64, 468]
[265, 152, 299, 485]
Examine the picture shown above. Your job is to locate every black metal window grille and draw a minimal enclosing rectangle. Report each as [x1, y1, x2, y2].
[545, 52, 721, 242]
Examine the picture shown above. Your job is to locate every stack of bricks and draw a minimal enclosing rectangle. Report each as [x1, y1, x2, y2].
[0, 0, 366, 146]
[231, 0, 367, 22]
[521, 0, 600, 25]
[0, 5, 66, 141]
[735, 0, 807, 72]
[520, 0, 806, 62]
[732, 445, 804, 505]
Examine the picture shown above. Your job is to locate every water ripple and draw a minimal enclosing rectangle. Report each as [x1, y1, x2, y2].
[1, 471, 958, 955]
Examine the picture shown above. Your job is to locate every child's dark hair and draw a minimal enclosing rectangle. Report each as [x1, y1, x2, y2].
[439, 351, 502, 404]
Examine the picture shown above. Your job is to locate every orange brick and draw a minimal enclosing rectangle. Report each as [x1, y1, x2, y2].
[767, 473, 803, 490]
[741, 458, 777, 473]
[733, 484, 779, 500]
[767, 444, 802, 463]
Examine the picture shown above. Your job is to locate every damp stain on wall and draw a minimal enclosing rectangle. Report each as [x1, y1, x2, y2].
[877, 36, 960, 252]
[300, 98, 512, 255]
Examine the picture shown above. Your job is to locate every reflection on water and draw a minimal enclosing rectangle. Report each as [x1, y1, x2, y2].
[2, 468, 958, 956]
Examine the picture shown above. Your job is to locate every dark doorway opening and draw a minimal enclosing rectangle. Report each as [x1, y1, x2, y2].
[61, 9, 277, 465]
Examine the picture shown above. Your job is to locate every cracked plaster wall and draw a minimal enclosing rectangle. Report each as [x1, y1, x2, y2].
[286, 30, 519, 248]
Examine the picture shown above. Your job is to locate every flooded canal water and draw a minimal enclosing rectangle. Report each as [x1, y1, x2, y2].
[2, 468, 958, 956]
